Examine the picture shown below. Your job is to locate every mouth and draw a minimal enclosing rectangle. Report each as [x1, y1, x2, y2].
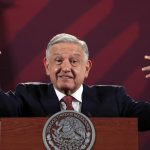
[58, 75, 74, 80]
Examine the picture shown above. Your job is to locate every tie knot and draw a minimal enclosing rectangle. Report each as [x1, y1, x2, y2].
[62, 95, 74, 110]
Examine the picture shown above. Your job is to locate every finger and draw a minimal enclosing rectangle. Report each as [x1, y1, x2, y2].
[146, 74, 150, 78]
[142, 66, 150, 71]
[144, 55, 150, 60]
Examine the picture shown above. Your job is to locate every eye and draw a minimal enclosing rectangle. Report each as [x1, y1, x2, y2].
[70, 58, 79, 66]
[55, 57, 63, 65]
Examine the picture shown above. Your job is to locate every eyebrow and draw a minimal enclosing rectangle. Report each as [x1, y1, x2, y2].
[52, 53, 82, 57]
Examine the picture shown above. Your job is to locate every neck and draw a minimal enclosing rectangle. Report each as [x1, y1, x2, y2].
[63, 89, 72, 95]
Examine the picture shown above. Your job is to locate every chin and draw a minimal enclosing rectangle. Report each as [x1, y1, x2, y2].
[59, 85, 75, 94]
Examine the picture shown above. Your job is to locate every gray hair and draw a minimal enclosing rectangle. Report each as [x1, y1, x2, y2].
[46, 33, 89, 60]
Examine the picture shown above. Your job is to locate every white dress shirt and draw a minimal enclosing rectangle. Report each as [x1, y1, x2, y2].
[54, 85, 83, 112]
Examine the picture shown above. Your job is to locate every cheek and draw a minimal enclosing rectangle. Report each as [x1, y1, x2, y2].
[75, 67, 87, 78]
[54, 67, 59, 72]
[49, 66, 60, 76]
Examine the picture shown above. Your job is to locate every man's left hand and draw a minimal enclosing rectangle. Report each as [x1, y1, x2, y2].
[142, 55, 150, 78]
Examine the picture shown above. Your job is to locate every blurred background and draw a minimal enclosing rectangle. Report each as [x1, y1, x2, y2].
[0, 0, 150, 149]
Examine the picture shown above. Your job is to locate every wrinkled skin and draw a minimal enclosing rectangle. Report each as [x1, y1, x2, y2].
[43, 42, 92, 95]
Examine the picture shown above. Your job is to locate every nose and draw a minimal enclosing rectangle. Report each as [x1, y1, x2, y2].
[61, 60, 71, 72]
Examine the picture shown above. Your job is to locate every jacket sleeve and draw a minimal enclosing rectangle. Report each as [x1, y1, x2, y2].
[117, 86, 150, 131]
[0, 88, 22, 117]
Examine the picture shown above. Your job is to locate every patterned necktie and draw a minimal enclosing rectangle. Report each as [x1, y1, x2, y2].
[62, 95, 74, 110]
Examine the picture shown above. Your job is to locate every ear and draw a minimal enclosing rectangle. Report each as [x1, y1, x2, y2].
[43, 57, 50, 75]
[85, 60, 92, 78]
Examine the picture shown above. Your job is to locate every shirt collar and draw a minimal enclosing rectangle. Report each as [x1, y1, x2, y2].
[54, 85, 83, 102]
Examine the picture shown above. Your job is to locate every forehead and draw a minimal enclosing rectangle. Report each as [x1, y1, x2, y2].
[50, 43, 84, 56]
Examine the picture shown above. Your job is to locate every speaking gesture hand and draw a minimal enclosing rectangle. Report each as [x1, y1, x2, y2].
[142, 55, 150, 78]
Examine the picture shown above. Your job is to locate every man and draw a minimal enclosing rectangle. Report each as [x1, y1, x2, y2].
[0, 33, 150, 131]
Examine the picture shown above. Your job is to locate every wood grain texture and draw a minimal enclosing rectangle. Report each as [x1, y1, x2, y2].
[0, 118, 138, 150]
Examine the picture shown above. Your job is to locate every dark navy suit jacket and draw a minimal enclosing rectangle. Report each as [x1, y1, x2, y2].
[0, 83, 150, 131]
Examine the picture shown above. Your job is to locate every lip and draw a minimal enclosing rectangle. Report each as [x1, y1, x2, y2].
[58, 75, 74, 79]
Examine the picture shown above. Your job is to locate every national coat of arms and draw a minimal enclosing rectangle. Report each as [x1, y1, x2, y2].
[43, 110, 95, 150]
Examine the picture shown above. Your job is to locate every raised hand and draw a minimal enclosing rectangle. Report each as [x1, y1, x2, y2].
[142, 55, 150, 78]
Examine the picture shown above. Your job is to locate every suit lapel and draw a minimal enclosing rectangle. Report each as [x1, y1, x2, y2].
[40, 84, 61, 116]
[39, 84, 100, 117]
[81, 84, 100, 117]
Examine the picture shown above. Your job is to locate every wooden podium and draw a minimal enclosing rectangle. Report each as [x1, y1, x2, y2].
[0, 118, 138, 150]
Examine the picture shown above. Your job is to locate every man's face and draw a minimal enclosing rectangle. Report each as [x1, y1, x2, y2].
[44, 42, 92, 94]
